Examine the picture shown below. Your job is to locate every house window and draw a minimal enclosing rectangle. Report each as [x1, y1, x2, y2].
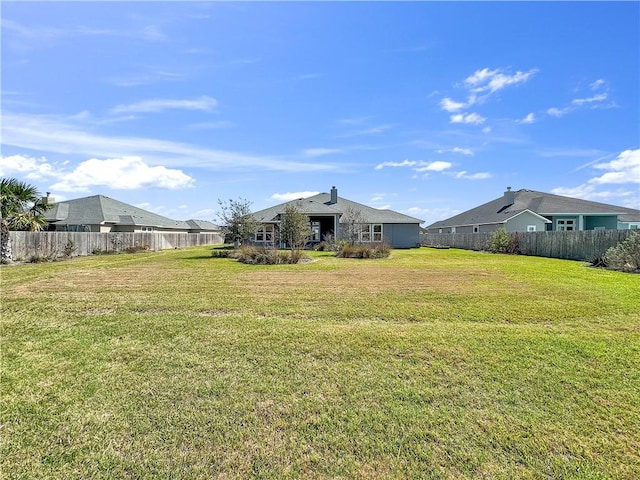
[310, 222, 321, 242]
[527, 225, 536, 232]
[360, 224, 371, 242]
[255, 225, 274, 243]
[141, 226, 154, 232]
[372, 224, 383, 242]
[473, 225, 479, 233]
[451, 227, 456, 233]
[557, 219, 575, 231]
[356, 224, 383, 242]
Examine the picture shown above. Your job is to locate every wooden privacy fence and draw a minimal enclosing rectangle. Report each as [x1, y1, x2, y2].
[421, 230, 635, 261]
[8, 231, 224, 261]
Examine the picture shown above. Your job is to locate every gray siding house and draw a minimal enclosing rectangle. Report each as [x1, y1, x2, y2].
[252, 187, 423, 248]
[44, 195, 220, 234]
[425, 188, 640, 234]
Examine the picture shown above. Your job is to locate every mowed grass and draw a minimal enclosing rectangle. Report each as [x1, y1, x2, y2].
[2, 246, 639, 479]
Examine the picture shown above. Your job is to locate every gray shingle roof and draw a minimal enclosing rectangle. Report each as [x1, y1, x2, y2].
[185, 219, 220, 230]
[426, 189, 640, 229]
[45, 195, 192, 229]
[253, 192, 423, 224]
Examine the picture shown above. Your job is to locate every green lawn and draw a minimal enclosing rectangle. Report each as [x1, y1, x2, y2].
[2, 247, 639, 479]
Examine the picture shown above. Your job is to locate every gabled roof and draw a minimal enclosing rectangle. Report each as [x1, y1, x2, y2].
[427, 189, 640, 229]
[185, 219, 220, 230]
[253, 191, 423, 224]
[45, 195, 191, 229]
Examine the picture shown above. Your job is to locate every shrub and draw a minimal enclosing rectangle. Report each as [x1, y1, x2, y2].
[123, 244, 150, 254]
[92, 246, 103, 255]
[63, 239, 76, 258]
[315, 241, 331, 252]
[489, 229, 520, 254]
[211, 248, 233, 258]
[234, 245, 308, 265]
[27, 254, 54, 263]
[336, 242, 391, 259]
[603, 232, 640, 272]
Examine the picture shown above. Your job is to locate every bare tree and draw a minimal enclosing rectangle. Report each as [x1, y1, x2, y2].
[338, 205, 367, 245]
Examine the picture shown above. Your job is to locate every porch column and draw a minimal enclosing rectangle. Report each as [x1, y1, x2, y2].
[578, 215, 584, 231]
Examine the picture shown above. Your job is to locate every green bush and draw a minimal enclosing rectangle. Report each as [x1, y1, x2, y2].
[603, 232, 640, 272]
[489, 229, 520, 254]
[211, 248, 233, 258]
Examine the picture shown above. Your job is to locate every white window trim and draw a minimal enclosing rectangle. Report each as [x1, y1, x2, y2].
[359, 223, 383, 243]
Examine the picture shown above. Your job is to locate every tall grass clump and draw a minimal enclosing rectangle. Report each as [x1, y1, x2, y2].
[234, 245, 308, 264]
[336, 242, 391, 259]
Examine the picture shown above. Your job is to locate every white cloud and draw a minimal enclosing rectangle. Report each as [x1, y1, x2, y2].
[591, 149, 640, 185]
[404, 206, 460, 226]
[50, 156, 194, 192]
[344, 124, 394, 137]
[547, 78, 613, 118]
[465, 67, 538, 93]
[464, 68, 499, 87]
[519, 113, 536, 124]
[572, 93, 608, 106]
[303, 148, 343, 157]
[440, 97, 467, 112]
[453, 171, 492, 180]
[415, 161, 453, 172]
[375, 159, 417, 170]
[270, 191, 320, 202]
[0, 154, 57, 180]
[451, 147, 474, 156]
[110, 96, 218, 114]
[547, 107, 569, 117]
[450, 112, 486, 125]
[1, 112, 337, 173]
[551, 149, 640, 208]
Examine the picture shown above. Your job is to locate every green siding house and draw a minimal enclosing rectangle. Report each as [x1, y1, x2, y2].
[425, 188, 640, 234]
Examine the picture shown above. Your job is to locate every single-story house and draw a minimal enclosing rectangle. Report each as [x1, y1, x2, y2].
[44, 194, 220, 233]
[251, 186, 423, 248]
[425, 187, 640, 234]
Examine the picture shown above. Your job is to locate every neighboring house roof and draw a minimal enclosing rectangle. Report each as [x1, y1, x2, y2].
[45, 195, 218, 230]
[427, 188, 640, 229]
[185, 219, 220, 230]
[253, 190, 423, 224]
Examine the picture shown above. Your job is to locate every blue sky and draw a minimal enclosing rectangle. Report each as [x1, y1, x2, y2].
[2, 1, 639, 226]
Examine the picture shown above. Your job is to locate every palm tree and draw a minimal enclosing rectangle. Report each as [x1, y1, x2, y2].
[1, 178, 51, 263]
